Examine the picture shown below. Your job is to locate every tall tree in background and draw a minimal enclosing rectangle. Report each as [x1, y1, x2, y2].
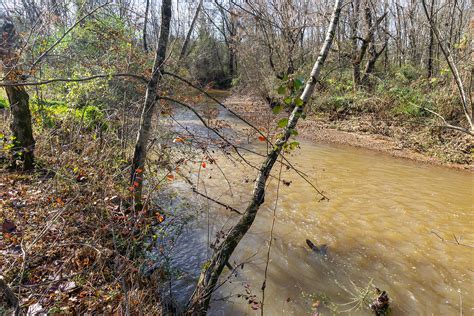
[131, 0, 172, 205]
[214, 0, 238, 78]
[179, 0, 204, 61]
[0, 18, 35, 170]
[426, 0, 436, 78]
[351, 1, 387, 88]
[143, 0, 150, 51]
[421, 0, 473, 134]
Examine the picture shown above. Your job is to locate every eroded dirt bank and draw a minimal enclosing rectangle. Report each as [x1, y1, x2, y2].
[222, 94, 473, 172]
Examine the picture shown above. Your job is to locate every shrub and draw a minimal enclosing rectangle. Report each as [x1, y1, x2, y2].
[316, 95, 354, 118]
[388, 86, 429, 117]
[0, 98, 8, 109]
[30, 98, 107, 129]
[395, 64, 420, 83]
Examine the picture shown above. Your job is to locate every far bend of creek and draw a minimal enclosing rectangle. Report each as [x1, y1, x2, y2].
[152, 98, 473, 315]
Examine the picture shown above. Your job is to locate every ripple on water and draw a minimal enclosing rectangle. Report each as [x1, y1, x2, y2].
[162, 140, 473, 315]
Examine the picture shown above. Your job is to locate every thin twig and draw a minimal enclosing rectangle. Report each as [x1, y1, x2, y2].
[0, 73, 148, 87]
[30, 2, 111, 69]
[261, 157, 283, 315]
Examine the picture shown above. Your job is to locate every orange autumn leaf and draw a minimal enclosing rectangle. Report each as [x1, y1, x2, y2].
[135, 168, 143, 174]
[133, 181, 139, 187]
[258, 135, 266, 141]
[156, 213, 165, 223]
[166, 174, 175, 181]
[201, 161, 207, 168]
[173, 137, 185, 143]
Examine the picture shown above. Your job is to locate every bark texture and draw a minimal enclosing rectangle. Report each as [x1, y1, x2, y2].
[185, 0, 343, 313]
[1, 20, 35, 170]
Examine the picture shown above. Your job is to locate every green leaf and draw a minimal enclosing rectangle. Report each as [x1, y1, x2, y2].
[284, 97, 293, 105]
[277, 118, 288, 128]
[272, 104, 283, 114]
[290, 129, 298, 136]
[294, 78, 304, 90]
[294, 98, 304, 107]
[289, 141, 300, 150]
[277, 86, 286, 95]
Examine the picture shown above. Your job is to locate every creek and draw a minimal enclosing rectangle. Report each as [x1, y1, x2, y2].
[155, 99, 473, 315]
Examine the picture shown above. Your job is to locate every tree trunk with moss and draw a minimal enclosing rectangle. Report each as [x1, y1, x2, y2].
[1, 20, 35, 170]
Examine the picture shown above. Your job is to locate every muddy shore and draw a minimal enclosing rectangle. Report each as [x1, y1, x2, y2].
[222, 94, 473, 172]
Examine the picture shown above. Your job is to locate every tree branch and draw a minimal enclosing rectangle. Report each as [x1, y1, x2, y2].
[30, 2, 110, 70]
[0, 73, 148, 87]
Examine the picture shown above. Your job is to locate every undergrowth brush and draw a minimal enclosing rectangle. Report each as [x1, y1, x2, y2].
[0, 113, 167, 314]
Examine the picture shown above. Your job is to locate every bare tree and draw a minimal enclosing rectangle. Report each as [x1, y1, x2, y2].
[185, 0, 343, 313]
[143, 0, 150, 51]
[179, 0, 204, 61]
[131, 0, 172, 205]
[421, 0, 473, 135]
[351, 1, 387, 88]
[426, 0, 436, 78]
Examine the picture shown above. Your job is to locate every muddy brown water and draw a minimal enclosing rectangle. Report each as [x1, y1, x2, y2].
[161, 103, 473, 315]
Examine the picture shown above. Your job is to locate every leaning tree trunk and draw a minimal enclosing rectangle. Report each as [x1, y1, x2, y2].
[179, 0, 203, 61]
[0, 20, 35, 170]
[131, 0, 172, 205]
[185, 0, 343, 314]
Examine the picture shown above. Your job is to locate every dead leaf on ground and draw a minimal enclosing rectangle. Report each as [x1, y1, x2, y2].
[1, 220, 16, 233]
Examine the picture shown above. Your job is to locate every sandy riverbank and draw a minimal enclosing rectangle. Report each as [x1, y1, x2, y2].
[222, 94, 473, 172]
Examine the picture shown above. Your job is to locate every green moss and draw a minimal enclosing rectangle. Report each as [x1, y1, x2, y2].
[0, 97, 9, 109]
